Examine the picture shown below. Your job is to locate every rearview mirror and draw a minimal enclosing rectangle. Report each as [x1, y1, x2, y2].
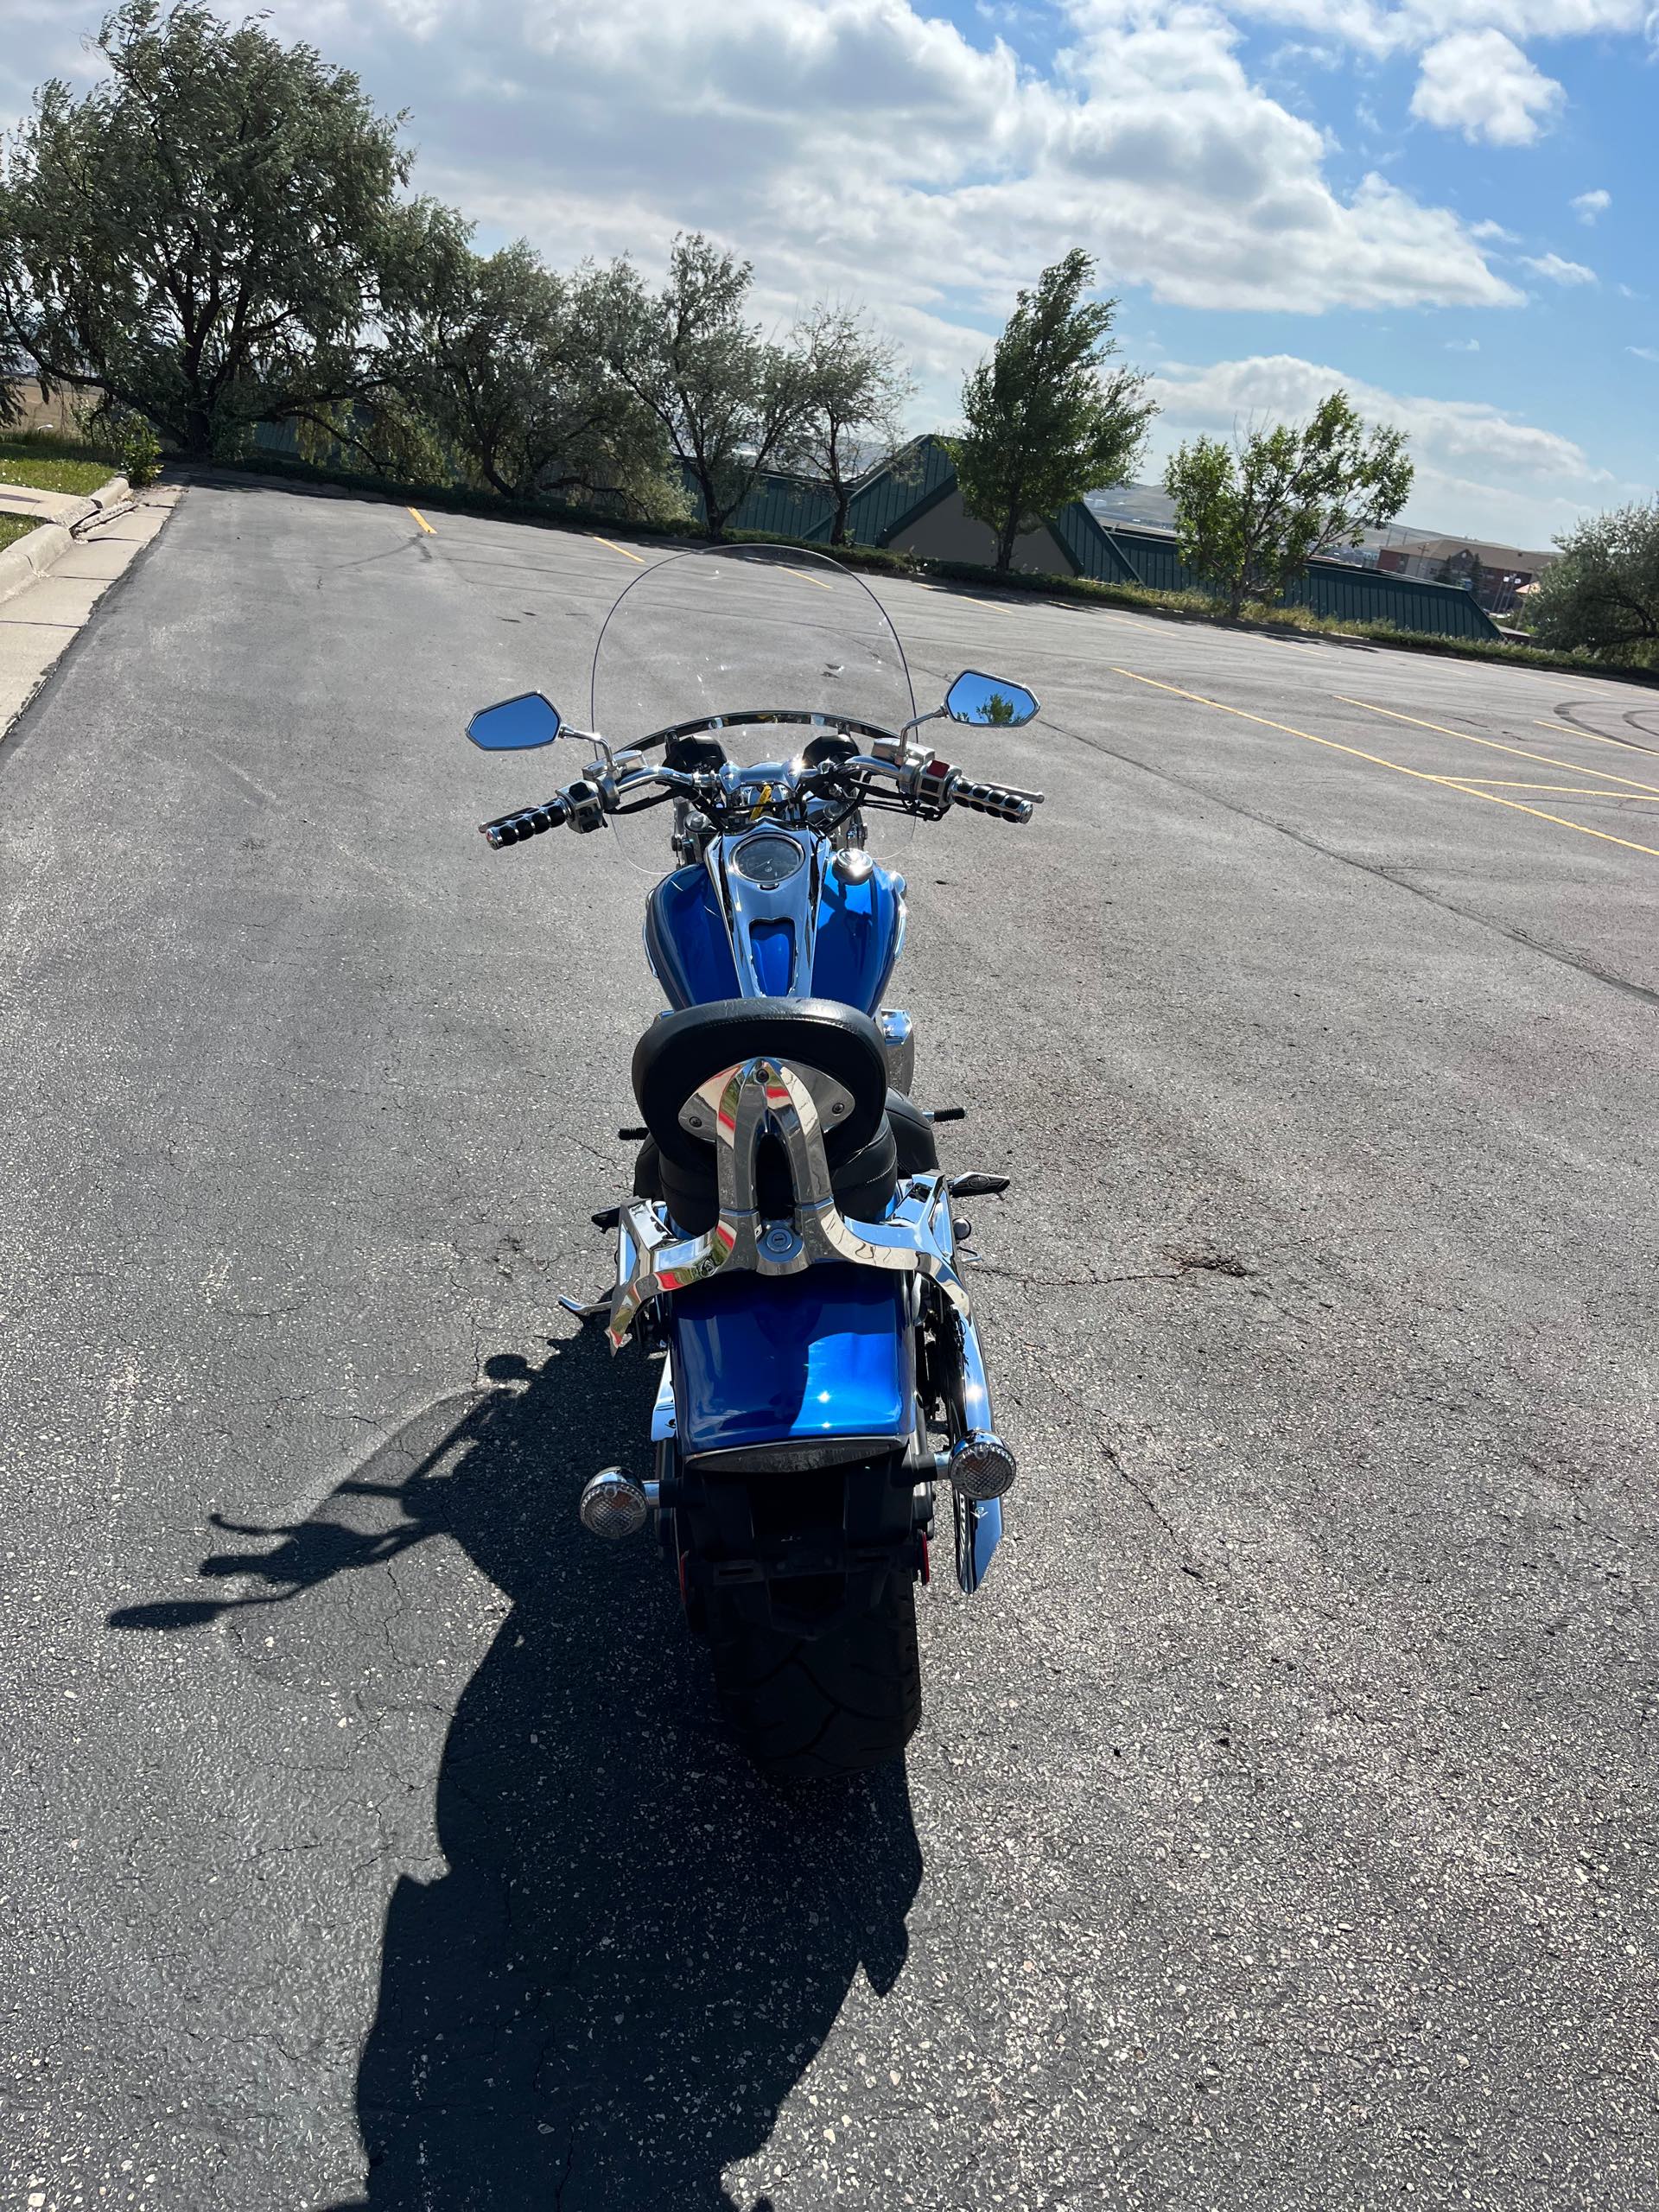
[944, 671, 1039, 728]
[467, 693, 563, 751]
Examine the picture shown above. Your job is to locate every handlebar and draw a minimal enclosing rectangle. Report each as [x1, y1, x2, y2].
[942, 777, 1035, 824]
[479, 753, 1044, 849]
[480, 793, 572, 847]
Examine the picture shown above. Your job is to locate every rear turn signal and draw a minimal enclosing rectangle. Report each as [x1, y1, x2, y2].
[579, 1467, 651, 1538]
[948, 1431, 1017, 1502]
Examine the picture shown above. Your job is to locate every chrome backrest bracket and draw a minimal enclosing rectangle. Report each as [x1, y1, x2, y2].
[606, 1055, 971, 1348]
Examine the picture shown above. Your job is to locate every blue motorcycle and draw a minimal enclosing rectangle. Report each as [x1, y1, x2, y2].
[468, 544, 1043, 1777]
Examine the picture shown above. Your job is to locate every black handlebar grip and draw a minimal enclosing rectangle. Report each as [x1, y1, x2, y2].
[951, 779, 1034, 825]
[480, 794, 572, 848]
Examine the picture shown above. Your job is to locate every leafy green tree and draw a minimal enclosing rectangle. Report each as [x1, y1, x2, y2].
[1165, 392, 1414, 617]
[0, 1, 446, 458]
[954, 249, 1154, 574]
[780, 304, 912, 546]
[607, 233, 808, 541]
[292, 391, 448, 487]
[382, 237, 680, 515]
[1526, 502, 1659, 658]
[0, 338, 24, 429]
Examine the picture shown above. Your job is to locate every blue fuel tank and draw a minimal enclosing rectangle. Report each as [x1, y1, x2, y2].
[644, 852, 906, 1014]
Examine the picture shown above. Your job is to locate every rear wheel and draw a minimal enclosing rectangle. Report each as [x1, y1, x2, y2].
[707, 1572, 921, 1781]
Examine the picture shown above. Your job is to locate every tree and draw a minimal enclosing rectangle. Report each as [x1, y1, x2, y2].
[1525, 502, 1659, 659]
[0, 2, 445, 458]
[380, 236, 680, 516]
[1165, 392, 1414, 618]
[607, 233, 808, 541]
[954, 249, 1154, 574]
[780, 304, 912, 546]
[0, 320, 24, 427]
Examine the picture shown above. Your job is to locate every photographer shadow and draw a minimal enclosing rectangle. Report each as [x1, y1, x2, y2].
[110, 1328, 923, 2209]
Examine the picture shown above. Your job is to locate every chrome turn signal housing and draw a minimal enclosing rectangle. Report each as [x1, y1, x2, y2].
[579, 1466, 651, 1539]
[947, 1430, 1017, 1503]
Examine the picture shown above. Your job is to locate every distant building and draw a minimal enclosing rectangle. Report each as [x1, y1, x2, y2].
[1317, 540, 1382, 570]
[1084, 484, 1554, 615]
[1084, 483, 1178, 532]
[1375, 533, 1556, 616]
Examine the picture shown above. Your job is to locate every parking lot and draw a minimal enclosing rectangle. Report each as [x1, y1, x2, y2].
[2, 480, 1655, 2209]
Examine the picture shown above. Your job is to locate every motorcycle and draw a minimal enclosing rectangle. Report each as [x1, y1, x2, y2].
[467, 543, 1043, 1778]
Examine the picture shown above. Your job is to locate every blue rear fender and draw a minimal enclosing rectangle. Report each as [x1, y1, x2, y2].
[669, 1262, 914, 1460]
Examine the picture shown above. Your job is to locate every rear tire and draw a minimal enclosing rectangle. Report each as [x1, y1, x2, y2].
[707, 1573, 921, 1781]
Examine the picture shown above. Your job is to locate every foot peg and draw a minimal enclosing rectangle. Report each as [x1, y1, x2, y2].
[927, 1105, 967, 1123]
[950, 1173, 1010, 1198]
[558, 1293, 612, 1323]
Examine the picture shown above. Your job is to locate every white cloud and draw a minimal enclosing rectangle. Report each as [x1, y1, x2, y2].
[1409, 29, 1564, 144]
[1146, 352, 1630, 543]
[1629, 346, 1659, 363]
[0, 0, 1524, 349]
[1571, 188, 1611, 223]
[1522, 252, 1599, 285]
[1446, 337, 1481, 351]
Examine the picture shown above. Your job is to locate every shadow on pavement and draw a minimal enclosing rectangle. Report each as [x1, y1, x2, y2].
[110, 1329, 923, 2209]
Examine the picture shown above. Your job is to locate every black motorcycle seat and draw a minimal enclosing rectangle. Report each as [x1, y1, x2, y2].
[632, 996, 890, 1173]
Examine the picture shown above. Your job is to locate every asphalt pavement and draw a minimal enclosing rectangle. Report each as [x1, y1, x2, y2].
[2, 480, 1656, 2209]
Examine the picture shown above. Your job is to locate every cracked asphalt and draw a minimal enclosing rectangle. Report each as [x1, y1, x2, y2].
[2, 479, 1656, 2209]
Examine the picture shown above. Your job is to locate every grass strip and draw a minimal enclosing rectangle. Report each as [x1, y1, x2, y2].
[0, 436, 121, 496]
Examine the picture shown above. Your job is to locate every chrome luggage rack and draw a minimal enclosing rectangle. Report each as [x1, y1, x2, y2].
[607, 1057, 973, 1349]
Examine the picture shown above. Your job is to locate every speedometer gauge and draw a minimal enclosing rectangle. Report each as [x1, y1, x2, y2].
[731, 833, 805, 888]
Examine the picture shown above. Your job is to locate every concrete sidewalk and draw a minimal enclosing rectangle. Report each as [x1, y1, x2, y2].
[0, 471, 131, 531]
[0, 484, 181, 731]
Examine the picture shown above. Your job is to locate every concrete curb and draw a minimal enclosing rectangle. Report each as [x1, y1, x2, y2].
[0, 519, 73, 609]
[67, 474, 132, 532]
[0, 476, 132, 610]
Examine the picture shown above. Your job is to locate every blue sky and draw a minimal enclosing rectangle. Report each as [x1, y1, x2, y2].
[4, 0, 1654, 548]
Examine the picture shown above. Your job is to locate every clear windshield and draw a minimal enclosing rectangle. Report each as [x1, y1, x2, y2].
[591, 543, 916, 747]
[590, 543, 918, 867]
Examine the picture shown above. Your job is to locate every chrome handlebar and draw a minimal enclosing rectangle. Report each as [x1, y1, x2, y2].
[480, 753, 1043, 849]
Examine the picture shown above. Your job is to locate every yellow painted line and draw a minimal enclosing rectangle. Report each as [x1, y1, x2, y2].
[1335, 696, 1659, 798]
[921, 584, 1017, 615]
[592, 533, 646, 566]
[407, 506, 435, 534]
[1111, 667, 1659, 864]
[782, 565, 835, 592]
[1440, 779, 1659, 798]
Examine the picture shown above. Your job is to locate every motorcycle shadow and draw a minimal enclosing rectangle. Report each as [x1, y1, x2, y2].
[109, 1328, 923, 2210]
